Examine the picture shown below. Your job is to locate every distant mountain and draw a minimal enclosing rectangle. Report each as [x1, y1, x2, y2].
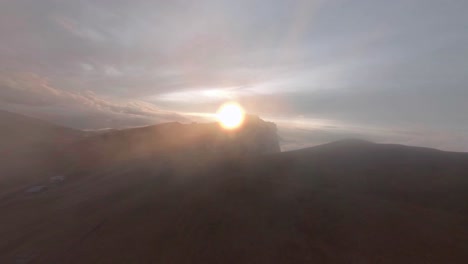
[69, 114, 280, 168]
[1, 134, 467, 263]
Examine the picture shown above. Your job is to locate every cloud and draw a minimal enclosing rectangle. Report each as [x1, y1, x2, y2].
[0, 71, 188, 129]
[277, 119, 468, 152]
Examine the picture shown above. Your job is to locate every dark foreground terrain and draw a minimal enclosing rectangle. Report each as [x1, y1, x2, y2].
[1, 111, 467, 263]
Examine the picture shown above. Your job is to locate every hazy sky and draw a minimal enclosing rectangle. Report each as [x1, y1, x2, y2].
[1, 0, 467, 151]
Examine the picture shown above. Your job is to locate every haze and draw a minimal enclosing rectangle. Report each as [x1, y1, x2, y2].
[1, 0, 467, 151]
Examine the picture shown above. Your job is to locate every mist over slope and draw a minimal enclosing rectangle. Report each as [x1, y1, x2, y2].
[0, 111, 467, 263]
[0, 111, 280, 191]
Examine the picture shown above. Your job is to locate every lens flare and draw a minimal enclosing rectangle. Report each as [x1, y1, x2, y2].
[216, 102, 245, 130]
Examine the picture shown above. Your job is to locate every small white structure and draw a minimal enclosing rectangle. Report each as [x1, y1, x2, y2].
[25, 185, 48, 193]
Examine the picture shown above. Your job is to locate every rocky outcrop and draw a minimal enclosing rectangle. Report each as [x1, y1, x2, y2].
[209, 115, 281, 155]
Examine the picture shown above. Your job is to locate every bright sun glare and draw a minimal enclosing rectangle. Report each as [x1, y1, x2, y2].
[216, 102, 245, 130]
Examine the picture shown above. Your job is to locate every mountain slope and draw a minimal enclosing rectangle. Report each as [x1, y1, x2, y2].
[277, 139, 468, 214]
[1, 139, 467, 263]
[0, 110, 81, 150]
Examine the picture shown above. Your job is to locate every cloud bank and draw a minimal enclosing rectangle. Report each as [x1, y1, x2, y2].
[0, 71, 187, 129]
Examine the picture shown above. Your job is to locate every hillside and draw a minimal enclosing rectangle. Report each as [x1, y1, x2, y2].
[0, 110, 83, 192]
[1, 138, 467, 263]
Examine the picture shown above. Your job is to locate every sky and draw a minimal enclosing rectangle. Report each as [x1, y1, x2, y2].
[1, 0, 467, 151]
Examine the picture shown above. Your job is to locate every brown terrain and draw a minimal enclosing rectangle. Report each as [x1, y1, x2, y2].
[0, 110, 467, 263]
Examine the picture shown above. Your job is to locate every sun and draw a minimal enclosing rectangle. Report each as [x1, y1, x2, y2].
[216, 102, 245, 130]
